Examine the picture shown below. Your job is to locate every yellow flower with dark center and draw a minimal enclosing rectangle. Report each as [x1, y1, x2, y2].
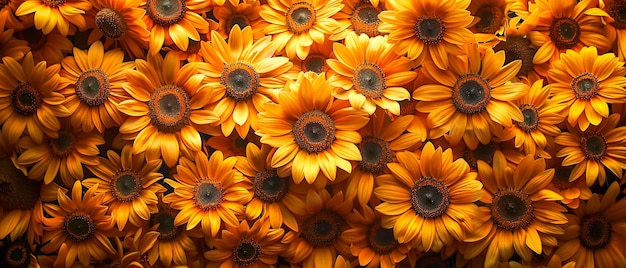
[548, 46, 626, 131]
[117, 51, 219, 167]
[290, 38, 335, 74]
[468, 0, 510, 45]
[213, 0, 265, 41]
[256, 72, 369, 184]
[374, 142, 483, 252]
[142, 0, 210, 53]
[327, 33, 416, 115]
[15, 0, 91, 36]
[330, 0, 386, 40]
[378, 0, 475, 69]
[0, 28, 29, 62]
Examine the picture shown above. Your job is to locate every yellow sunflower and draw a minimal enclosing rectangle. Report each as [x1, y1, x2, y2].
[117, 51, 219, 167]
[330, 0, 386, 40]
[259, 0, 343, 60]
[200, 25, 293, 138]
[556, 182, 626, 267]
[204, 219, 285, 267]
[0, 28, 29, 62]
[213, 0, 266, 41]
[463, 153, 568, 267]
[146, 201, 198, 267]
[40, 181, 116, 267]
[378, 0, 475, 69]
[15, 0, 91, 36]
[290, 37, 335, 74]
[0, 0, 23, 30]
[256, 72, 370, 184]
[15, 26, 74, 65]
[0, 52, 71, 145]
[142, 0, 209, 53]
[548, 46, 626, 131]
[554, 113, 626, 186]
[414, 45, 526, 149]
[60, 41, 134, 133]
[374, 142, 483, 252]
[327, 32, 417, 115]
[163, 150, 252, 237]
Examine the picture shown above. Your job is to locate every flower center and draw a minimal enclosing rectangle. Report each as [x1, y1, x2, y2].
[493, 36, 537, 77]
[232, 238, 261, 266]
[42, 0, 65, 8]
[608, 3, 626, 29]
[580, 215, 611, 249]
[300, 210, 344, 247]
[549, 17, 580, 49]
[148, 85, 191, 133]
[95, 8, 129, 39]
[193, 179, 224, 210]
[286, 2, 316, 34]
[293, 110, 336, 153]
[350, 2, 382, 36]
[515, 104, 539, 132]
[229, 16, 249, 32]
[552, 165, 577, 190]
[50, 132, 74, 158]
[367, 224, 398, 254]
[146, 0, 186, 26]
[110, 168, 143, 202]
[414, 252, 450, 268]
[358, 135, 392, 173]
[0, 158, 41, 210]
[18, 27, 46, 51]
[464, 141, 496, 168]
[11, 83, 43, 116]
[491, 188, 534, 230]
[410, 177, 450, 218]
[0, 0, 7, 8]
[75, 69, 110, 106]
[152, 211, 181, 240]
[221, 62, 259, 102]
[2, 242, 31, 267]
[452, 74, 491, 114]
[414, 16, 445, 45]
[353, 62, 386, 98]
[254, 169, 289, 203]
[473, 5, 504, 34]
[302, 54, 327, 74]
[63, 212, 96, 242]
[581, 132, 607, 161]
[570, 72, 599, 100]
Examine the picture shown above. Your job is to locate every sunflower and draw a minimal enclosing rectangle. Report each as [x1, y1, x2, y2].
[163, 150, 252, 237]
[414, 45, 526, 149]
[40, 180, 116, 267]
[493, 9, 541, 80]
[0, 28, 29, 62]
[330, 0, 386, 40]
[256, 72, 370, 184]
[327, 33, 416, 115]
[0, 52, 71, 145]
[142, 0, 209, 53]
[588, 0, 626, 61]
[60, 41, 134, 133]
[15, 0, 91, 36]
[374, 142, 482, 252]
[463, 153, 568, 267]
[213, 0, 265, 41]
[290, 37, 335, 74]
[87, 0, 151, 60]
[0, 240, 40, 268]
[15, 26, 74, 65]
[377, 0, 475, 69]
[548, 46, 626, 131]
[200, 25, 294, 138]
[554, 113, 626, 186]
[468, 0, 510, 45]
[502, 79, 565, 158]
[0, 0, 22, 30]
[556, 182, 626, 267]
[204, 219, 285, 267]
[146, 201, 198, 267]
[117, 51, 219, 167]
[259, 0, 343, 60]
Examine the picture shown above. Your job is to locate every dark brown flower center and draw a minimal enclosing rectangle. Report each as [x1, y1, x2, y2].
[146, 0, 186, 26]
[515, 104, 539, 132]
[359, 135, 392, 173]
[473, 5, 504, 34]
[0, 0, 7, 9]
[581, 132, 607, 161]
[351, 2, 382, 37]
[414, 17, 445, 45]
[11, 83, 42, 116]
[491, 188, 534, 230]
[464, 141, 496, 168]
[410, 177, 450, 218]
[148, 85, 191, 133]
[286, 2, 316, 34]
[608, 3, 626, 29]
[229, 16, 249, 32]
[452, 74, 491, 114]
[0, 158, 41, 210]
[76, 69, 110, 106]
[96, 8, 129, 39]
[580, 215, 611, 249]
[367, 224, 398, 254]
[232, 239, 261, 266]
[551, 165, 577, 190]
[63, 212, 96, 242]
[302, 54, 327, 74]
[493, 35, 537, 77]
[301, 210, 344, 247]
[354, 62, 386, 98]
[42, 0, 65, 8]
[571, 72, 599, 100]
[293, 110, 336, 153]
[18, 27, 46, 51]
[50, 132, 74, 158]
[2, 242, 31, 267]
[221, 62, 259, 102]
[254, 169, 289, 203]
[549, 17, 580, 49]
[152, 211, 182, 240]
[193, 179, 224, 210]
[110, 168, 143, 202]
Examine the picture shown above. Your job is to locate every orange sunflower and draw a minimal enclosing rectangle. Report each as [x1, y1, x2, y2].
[213, 0, 265, 41]
[327, 33, 416, 115]
[463, 153, 568, 267]
[377, 0, 475, 69]
[146, 201, 198, 267]
[40, 181, 116, 267]
[256, 72, 370, 184]
[200, 25, 293, 138]
[290, 38, 335, 74]
[554, 113, 626, 186]
[468, 0, 510, 45]
[0, 52, 71, 145]
[15, 26, 74, 65]
[589, 0, 626, 61]
[414, 45, 526, 149]
[117, 51, 219, 167]
[493, 10, 541, 81]
[163, 150, 252, 237]
[0, 28, 29, 62]
[556, 182, 626, 267]
[15, 0, 91, 36]
[60, 41, 134, 133]
[259, 0, 343, 60]
[204, 219, 285, 267]
[374, 142, 483, 252]
[330, 0, 386, 40]
[548, 46, 626, 131]
[142, 0, 209, 53]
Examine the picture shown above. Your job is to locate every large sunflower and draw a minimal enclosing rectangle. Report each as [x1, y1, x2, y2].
[327, 33, 416, 115]
[414, 45, 526, 149]
[142, 0, 210, 53]
[200, 25, 293, 138]
[548, 46, 626, 131]
[15, 0, 91, 36]
[259, 0, 343, 60]
[117, 51, 219, 167]
[377, 0, 475, 69]
[255, 72, 370, 184]
[374, 142, 483, 252]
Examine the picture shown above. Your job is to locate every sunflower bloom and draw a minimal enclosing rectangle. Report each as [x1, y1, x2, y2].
[142, 0, 210, 53]
[256, 72, 370, 184]
[15, 27, 74, 65]
[146, 202, 198, 267]
[213, 0, 265, 41]
[468, 0, 510, 45]
[330, 0, 386, 40]
[15, 0, 91, 36]
[0, 28, 29, 62]
[587, 0, 626, 61]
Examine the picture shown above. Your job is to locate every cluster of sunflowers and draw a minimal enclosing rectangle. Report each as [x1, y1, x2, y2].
[2, 0, 626, 267]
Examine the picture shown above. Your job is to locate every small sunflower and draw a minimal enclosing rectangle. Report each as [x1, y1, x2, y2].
[146, 202, 198, 267]
[142, 0, 210, 53]
[15, 0, 91, 36]
[468, 0, 510, 45]
[290, 38, 335, 74]
[213, 0, 265, 41]
[589, 0, 626, 61]
[330, 0, 386, 40]
[0, 240, 40, 268]
[15, 26, 74, 66]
